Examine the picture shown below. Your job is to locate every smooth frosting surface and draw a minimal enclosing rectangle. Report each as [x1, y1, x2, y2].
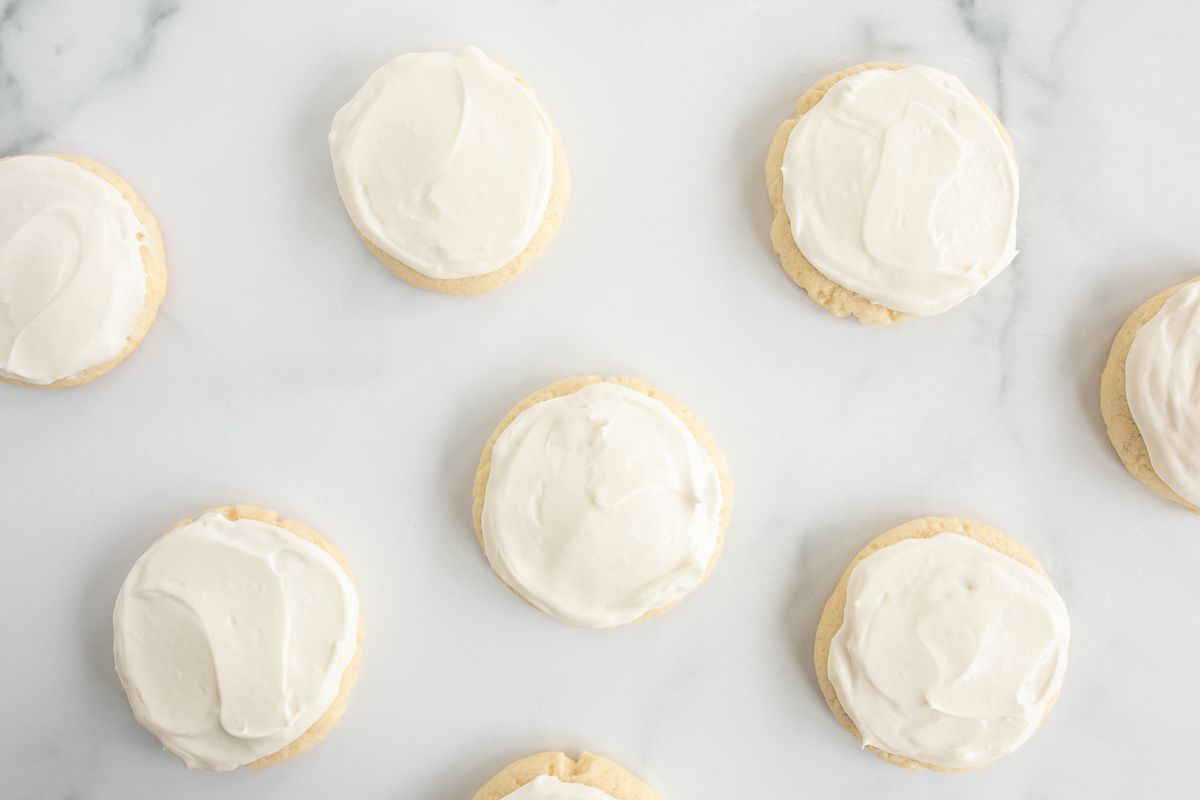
[482, 382, 723, 628]
[1126, 281, 1200, 505]
[781, 65, 1019, 316]
[828, 532, 1070, 769]
[329, 46, 554, 280]
[113, 512, 359, 771]
[500, 776, 617, 800]
[0, 154, 147, 384]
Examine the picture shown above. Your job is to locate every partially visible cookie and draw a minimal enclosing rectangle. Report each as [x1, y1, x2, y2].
[472, 751, 661, 800]
[0, 153, 167, 387]
[814, 516, 1070, 771]
[113, 505, 363, 770]
[330, 47, 568, 295]
[1100, 277, 1200, 512]
[473, 376, 733, 628]
[765, 63, 1017, 323]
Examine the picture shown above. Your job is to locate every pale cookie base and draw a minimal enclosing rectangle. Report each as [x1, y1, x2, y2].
[813, 516, 1060, 772]
[1100, 278, 1200, 513]
[0, 152, 168, 388]
[356, 135, 569, 296]
[139, 505, 364, 770]
[472, 751, 661, 800]
[472, 375, 734, 625]
[764, 63, 1013, 324]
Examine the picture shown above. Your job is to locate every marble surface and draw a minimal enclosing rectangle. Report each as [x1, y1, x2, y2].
[2, 0, 1199, 797]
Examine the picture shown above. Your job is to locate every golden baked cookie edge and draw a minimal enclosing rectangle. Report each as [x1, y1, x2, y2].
[0, 152, 168, 389]
[471, 751, 662, 800]
[471, 375, 733, 625]
[812, 515, 1059, 772]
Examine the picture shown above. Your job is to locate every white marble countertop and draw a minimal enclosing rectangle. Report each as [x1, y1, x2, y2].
[3, 0, 1199, 797]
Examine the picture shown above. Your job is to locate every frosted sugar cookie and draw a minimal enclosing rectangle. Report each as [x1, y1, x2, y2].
[765, 64, 1018, 323]
[0, 153, 166, 387]
[329, 46, 568, 295]
[814, 516, 1070, 771]
[472, 751, 661, 800]
[1101, 277, 1200, 512]
[113, 506, 362, 770]
[473, 376, 733, 628]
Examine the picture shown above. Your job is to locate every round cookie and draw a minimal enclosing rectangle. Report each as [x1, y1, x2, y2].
[0, 153, 167, 387]
[764, 63, 1016, 324]
[1100, 277, 1200, 513]
[472, 376, 733, 627]
[330, 47, 568, 295]
[813, 516, 1067, 772]
[113, 505, 363, 770]
[472, 751, 661, 800]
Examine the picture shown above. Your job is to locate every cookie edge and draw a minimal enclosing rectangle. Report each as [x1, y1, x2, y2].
[0, 152, 167, 388]
[471, 751, 662, 800]
[764, 62, 1015, 324]
[471, 375, 734, 626]
[114, 504, 364, 770]
[1099, 277, 1200, 513]
[812, 515, 1062, 772]
[341, 64, 569, 296]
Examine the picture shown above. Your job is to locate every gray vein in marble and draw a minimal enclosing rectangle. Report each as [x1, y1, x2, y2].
[956, 0, 1021, 404]
[126, 0, 177, 71]
[957, 0, 1011, 115]
[957, 0, 1082, 405]
[0, 0, 29, 139]
[0, 0, 179, 154]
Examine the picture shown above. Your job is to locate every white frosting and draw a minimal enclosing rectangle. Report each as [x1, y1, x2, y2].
[113, 512, 359, 771]
[0, 155, 148, 384]
[329, 47, 554, 280]
[828, 532, 1070, 769]
[500, 776, 617, 800]
[1126, 281, 1200, 505]
[482, 382, 723, 628]
[781, 65, 1019, 316]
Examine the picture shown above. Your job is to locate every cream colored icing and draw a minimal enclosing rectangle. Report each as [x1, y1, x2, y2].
[781, 65, 1019, 316]
[329, 46, 554, 280]
[828, 532, 1070, 769]
[482, 382, 723, 628]
[501, 776, 618, 800]
[113, 512, 359, 771]
[0, 154, 147, 384]
[1126, 281, 1200, 505]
